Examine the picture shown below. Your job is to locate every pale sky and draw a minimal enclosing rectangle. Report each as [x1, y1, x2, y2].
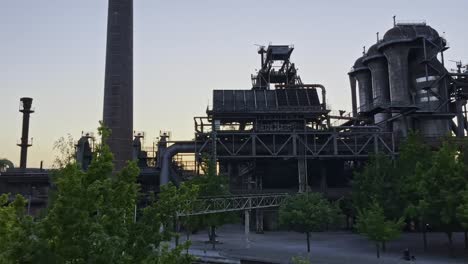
[1, 0, 468, 168]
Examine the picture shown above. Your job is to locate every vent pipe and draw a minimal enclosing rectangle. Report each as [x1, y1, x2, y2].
[18, 97, 34, 169]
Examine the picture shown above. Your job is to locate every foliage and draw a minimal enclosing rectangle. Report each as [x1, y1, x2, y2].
[352, 133, 468, 255]
[457, 186, 468, 229]
[0, 158, 14, 172]
[279, 192, 342, 252]
[184, 157, 235, 248]
[396, 133, 433, 219]
[352, 132, 433, 221]
[52, 133, 76, 169]
[0, 124, 197, 263]
[416, 140, 467, 252]
[355, 200, 404, 258]
[125, 183, 198, 263]
[291, 256, 311, 264]
[0, 194, 31, 263]
[352, 153, 401, 219]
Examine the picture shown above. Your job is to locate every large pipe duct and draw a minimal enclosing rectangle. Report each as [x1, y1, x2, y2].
[380, 40, 411, 137]
[308, 84, 327, 109]
[349, 57, 373, 114]
[160, 141, 196, 185]
[18, 97, 34, 169]
[348, 74, 358, 117]
[362, 43, 391, 130]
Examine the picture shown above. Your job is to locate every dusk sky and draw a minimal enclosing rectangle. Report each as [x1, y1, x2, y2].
[2, 0, 468, 168]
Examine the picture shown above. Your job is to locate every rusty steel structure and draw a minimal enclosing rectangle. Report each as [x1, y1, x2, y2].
[157, 32, 468, 229]
[186, 45, 393, 200]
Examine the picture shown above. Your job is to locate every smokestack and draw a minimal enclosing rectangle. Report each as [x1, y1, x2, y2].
[18, 97, 34, 169]
[102, 0, 133, 170]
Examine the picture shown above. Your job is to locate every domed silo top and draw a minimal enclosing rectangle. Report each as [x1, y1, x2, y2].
[362, 43, 385, 63]
[350, 56, 369, 74]
[382, 24, 440, 43]
[366, 43, 380, 56]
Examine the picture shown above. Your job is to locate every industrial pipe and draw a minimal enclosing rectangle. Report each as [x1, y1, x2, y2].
[160, 141, 196, 185]
[309, 84, 327, 109]
[348, 74, 358, 117]
[18, 97, 34, 169]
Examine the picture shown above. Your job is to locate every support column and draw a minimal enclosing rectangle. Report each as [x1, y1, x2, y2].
[244, 209, 250, 247]
[256, 209, 264, 234]
[298, 159, 307, 193]
[255, 169, 264, 234]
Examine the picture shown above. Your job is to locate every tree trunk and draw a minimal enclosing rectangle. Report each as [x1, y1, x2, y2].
[447, 231, 454, 257]
[464, 230, 468, 250]
[306, 232, 311, 253]
[423, 229, 428, 251]
[210, 226, 216, 250]
[174, 218, 179, 246]
[186, 231, 190, 254]
[381, 241, 386, 252]
[376, 242, 380, 258]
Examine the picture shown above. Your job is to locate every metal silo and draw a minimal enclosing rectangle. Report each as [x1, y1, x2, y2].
[378, 22, 450, 138]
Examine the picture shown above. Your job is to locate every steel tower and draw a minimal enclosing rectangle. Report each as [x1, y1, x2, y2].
[103, 0, 133, 170]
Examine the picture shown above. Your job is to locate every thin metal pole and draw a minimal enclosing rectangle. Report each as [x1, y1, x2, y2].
[244, 209, 250, 248]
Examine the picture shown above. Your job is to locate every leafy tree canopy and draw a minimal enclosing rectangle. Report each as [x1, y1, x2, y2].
[279, 192, 342, 252]
[0, 124, 197, 264]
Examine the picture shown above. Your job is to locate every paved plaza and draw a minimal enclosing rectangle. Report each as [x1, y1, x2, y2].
[182, 224, 468, 264]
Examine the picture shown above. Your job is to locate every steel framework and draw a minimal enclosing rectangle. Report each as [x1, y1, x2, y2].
[177, 193, 289, 216]
[195, 128, 395, 160]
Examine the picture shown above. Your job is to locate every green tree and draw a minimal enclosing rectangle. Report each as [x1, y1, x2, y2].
[352, 154, 402, 220]
[125, 183, 198, 263]
[52, 134, 76, 169]
[186, 157, 234, 249]
[396, 132, 433, 250]
[279, 192, 342, 253]
[0, 124, 198, 263]
[457, 185, 468, 249]
[355, 200, 404, 258]
[417, 140, 467, 255]
[0, 158, 14, 172]
[0, 194, 31, 263]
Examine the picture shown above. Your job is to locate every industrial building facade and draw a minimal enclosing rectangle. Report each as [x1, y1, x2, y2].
[2, 1, 468, 230]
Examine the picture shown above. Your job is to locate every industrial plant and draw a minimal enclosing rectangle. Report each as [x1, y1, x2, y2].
[1, 0, 468, 237]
